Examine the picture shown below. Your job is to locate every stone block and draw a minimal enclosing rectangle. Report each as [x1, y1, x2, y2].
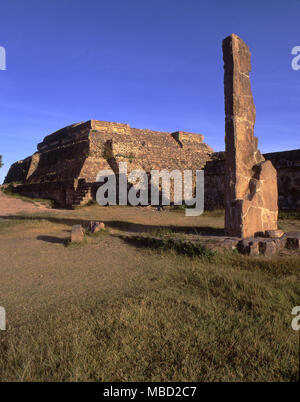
[285, 231, 300, 250]
[89, 221, 105, 233]
[238, 236, 285, 256]
[258, 239, 278, 257]
[265, 230, 285, 238]
[237, 238, 260, 256]
[71, 224, 85, 242]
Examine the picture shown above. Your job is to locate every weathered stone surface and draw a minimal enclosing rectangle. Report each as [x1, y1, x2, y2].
[285, 231, 300, 250]
[4, 120, 213, 207]
[238, 236, 285, 256]
[203, 149, 300, 211]
[237, 238, 260, 256]
[265, 229, 285, 238]
[89, 221, 105, 233]
[71, 224, 85, 242]
[263, 150, 300, 210]
[258, 239, 278, 257]
[223, 34, 278, 238]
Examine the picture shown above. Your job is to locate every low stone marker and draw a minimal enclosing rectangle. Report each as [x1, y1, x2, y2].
[89, 221, 105, 233]
[285, 232, 300, 250]
[71, 224, 85, 242]
[238, 238, 280, 257]
[258, 238, 279, 257]
[265, 230, 285, 238]
[237, 230, 300, 256]
[237, 238, 260, 256]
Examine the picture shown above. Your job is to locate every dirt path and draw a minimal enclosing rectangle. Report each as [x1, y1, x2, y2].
[0, 190, 60, 216]
[0, 219, 146, 319]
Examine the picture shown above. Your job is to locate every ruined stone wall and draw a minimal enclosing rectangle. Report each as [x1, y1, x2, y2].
[4, 122, 91, 185]
[264, 150, 300, 210]
[204, 152, 225, 210]
[81, 121, 212, 181]
[28, 123, 91, 183]
[204, 149, 300, 211]
[4, 156, 32, 184]
[5, 118, 298, 210]
[4, 120, 213, 207]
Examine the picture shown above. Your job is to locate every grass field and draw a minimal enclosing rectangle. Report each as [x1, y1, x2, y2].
[0, 204, 299, 381]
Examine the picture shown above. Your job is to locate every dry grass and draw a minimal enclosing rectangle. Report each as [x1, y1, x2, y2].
[0, 205, 299, 382]
[2, 186, 54, 208]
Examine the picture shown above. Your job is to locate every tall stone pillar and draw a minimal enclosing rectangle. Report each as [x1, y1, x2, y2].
[223, 34, 278, 238]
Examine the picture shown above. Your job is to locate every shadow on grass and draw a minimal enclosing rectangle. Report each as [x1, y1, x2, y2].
[36, 235, 67, 245]
[0, 214, 225, 236]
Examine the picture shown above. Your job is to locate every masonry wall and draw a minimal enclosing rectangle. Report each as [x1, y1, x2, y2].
[204, 149, 300, 210]
[4, 120, 213, 207]
[264, 150, 300, 210]
[4, 119, 299, 210]
[82, 121, 212, 180]
[4, 156, 32, 184]
[204, 152, 226, 210]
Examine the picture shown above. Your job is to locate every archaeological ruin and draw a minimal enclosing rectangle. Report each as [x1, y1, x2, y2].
[4, 35, 300, 236]
[5, 117, 299, 213]
[4, 120, 213, 207]
[223, 34, 278, 238]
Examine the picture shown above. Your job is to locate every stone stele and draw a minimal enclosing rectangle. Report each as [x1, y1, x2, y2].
[223, 34, 278, 238]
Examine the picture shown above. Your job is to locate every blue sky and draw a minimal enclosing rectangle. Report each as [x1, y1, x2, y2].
[0, 0, 299, 182]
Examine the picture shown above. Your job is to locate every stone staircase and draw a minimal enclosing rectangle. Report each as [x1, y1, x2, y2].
[73, 179, 93, 206]
[73, 188, 92, 206]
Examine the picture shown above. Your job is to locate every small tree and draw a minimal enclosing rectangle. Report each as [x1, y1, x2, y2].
[0, 155, 2, 168]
